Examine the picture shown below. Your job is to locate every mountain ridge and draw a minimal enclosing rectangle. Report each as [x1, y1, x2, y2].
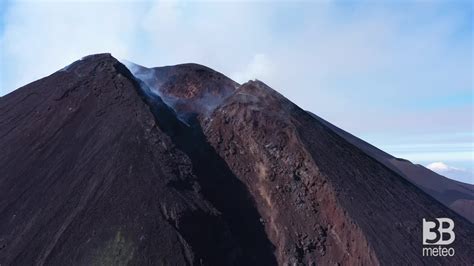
[0, 54, 472, 265]
[308, 112, 474, 222]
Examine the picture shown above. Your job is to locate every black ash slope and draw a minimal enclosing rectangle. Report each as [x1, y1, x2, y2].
[0, 54, 472, 265]
[0, 54, 273, 265]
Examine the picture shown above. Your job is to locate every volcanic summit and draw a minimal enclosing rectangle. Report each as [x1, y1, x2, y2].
[0, 54, 472, 265]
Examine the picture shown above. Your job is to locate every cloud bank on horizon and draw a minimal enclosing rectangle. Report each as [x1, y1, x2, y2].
[0, 0, 472, 183]
[426, 162, 473, 184]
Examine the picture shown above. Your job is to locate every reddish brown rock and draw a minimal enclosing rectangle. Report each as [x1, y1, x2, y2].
[198, 81, 473, 264]
[1, 54, 472, 265]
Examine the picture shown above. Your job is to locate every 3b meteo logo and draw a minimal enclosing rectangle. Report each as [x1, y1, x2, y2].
[422, 218, 455, 257]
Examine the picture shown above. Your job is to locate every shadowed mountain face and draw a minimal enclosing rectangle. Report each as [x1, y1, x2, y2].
[0, 54, 473, 265]
[308, 113, 474, 223]
[0, 54, 269, 265]
[310, 113, 474, 222]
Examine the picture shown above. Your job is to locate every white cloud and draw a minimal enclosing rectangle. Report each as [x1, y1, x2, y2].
[426, 162, 473, 184]
[1, 1, 143, 93]
[3, 1, 470, 103]
[0, 1, 471, 170]
[231, 54, 274, 84]
[427, 162, 457, 171]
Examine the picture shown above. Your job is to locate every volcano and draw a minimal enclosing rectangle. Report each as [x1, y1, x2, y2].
[0, 54, 472, 265]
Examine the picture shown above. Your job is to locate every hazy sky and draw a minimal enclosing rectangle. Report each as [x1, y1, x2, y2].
[0, 0, 472, 183]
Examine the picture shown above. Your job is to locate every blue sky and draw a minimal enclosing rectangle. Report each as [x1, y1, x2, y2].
[0, 0, 472, 183]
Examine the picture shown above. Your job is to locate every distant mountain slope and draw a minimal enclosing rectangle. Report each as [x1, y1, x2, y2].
[308, 113, 474, 222]
[0, 54, 472, 265]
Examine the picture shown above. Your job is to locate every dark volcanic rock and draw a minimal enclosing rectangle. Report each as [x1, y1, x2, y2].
[0, 54, 264, 265]
[126, 62, 238, 121]
[1, 54, 473, 265]
[198, 81, 473, 264]
[308, 112, 474, 223]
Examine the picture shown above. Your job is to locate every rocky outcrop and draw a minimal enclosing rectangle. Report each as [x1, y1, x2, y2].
[1, 54, 472, 265]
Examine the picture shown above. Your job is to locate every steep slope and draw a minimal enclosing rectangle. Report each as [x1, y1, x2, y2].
[0, 54, 274, 265]
[131, 62, 473, 264]
[309, 113, 474, 222]
[1, 55, 473, 265]
[199, 81, 473, 265]
[125, 61, 238, 121]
